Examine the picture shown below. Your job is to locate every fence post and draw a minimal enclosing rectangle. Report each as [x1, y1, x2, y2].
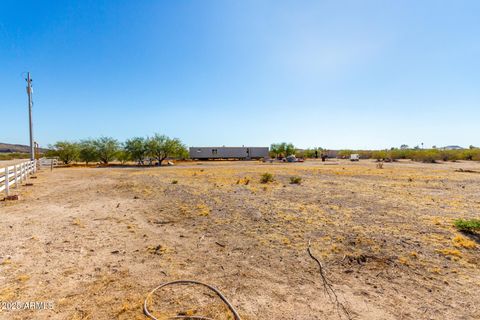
[5, 166, 9, 196]
[14, 165, 18, 189]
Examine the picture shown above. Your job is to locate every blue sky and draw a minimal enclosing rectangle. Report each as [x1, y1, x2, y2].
[1, 1, 479, 149]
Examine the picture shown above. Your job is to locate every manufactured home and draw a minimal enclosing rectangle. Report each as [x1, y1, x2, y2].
[189, 147, 269, 160]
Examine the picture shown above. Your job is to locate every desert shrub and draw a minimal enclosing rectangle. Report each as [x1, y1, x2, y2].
[289, 176, 302, 184]
[171, 180, 178, 184]
[260, 173, 275, 183]
[454, 219, 480, 233]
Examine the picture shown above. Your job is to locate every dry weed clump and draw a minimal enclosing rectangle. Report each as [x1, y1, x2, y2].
[72, 217, 85, 227]
[452, 235, 476, 249]
[146, 244, 172, 255]
[17, 274, 30, 282]
[236, 177, 250, 185]
[260, 172, 275, 183]
[197, 203, 211, 216]
[289, 176, 302, 184]
[0, 286, 15, 301]
[436, 249, 462, 260]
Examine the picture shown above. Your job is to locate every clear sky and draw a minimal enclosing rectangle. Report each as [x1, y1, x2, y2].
[1, 1, 479, 149]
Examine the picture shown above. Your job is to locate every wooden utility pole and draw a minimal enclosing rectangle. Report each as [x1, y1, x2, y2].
[26, 72, 34, 161]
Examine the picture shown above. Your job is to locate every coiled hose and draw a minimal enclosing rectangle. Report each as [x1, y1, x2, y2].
[144, 280, 242, 320]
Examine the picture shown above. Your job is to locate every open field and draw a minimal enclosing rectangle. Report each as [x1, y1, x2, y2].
[1, 160, 479, 319]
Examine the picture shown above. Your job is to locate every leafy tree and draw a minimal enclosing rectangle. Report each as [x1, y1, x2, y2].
[49, 141, 79, 164]
[400, 144, 409, 150]
[270, 142, 295, 158]
[337, 150, 353, 158]
[301, 147, 324, 158]
[116, 149, 131, 164]
[439, 150, 459, 162]
[146, 133, 187, 166]
[411, 149, 440, 163]
[461, 149, 480, 161]
[78, 139, 98, 165]
[372, 150, 388, 160]
[124, 137, 147, 165]
[92, 137, 119, 164]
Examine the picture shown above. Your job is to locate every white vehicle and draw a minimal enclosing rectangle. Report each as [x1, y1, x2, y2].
[350, 154, 360, 161]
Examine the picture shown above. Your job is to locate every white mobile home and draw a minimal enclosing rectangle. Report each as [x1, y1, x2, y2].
[189, 147, 269, 160]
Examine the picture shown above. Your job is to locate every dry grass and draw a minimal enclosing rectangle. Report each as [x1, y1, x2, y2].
[0, 159, 479, 319]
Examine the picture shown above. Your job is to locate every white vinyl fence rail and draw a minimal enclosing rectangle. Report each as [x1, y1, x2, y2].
[0, 160, 37, 196]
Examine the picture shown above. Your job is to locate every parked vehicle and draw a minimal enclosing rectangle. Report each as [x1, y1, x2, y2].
[350, 154, 360, 161]
[284, 155, 304, 163]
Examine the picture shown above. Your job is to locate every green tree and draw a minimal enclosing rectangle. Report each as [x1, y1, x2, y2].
[146, 133, 187, 166]
[372, 150, 388, 160]
[270, 142, 295, 158]
[50, 141, 80, 164]
[78, 139, 98, 165]
[124, 137, 147, 165]
[337, 150, 353, 158]
[116, 149, 131, 164]
[302, 147, 324, 158]
[92, 137, 119, 164]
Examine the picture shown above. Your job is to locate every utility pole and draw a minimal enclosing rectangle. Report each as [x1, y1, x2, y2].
[26, 72, 34, 160]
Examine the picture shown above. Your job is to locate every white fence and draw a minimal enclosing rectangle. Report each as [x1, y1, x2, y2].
[0, 160, 37, 196]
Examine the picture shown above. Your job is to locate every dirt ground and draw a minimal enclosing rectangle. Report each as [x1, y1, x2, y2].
[0, 159, 479, 320]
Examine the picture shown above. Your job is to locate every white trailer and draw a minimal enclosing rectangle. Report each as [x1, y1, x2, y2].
[189, 147, 269, 160]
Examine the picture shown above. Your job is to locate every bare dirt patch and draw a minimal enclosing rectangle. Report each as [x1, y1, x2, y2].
[0, 160, 479, 319]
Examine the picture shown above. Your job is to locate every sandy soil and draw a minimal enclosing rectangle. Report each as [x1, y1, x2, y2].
[0, 159, 479, 320]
